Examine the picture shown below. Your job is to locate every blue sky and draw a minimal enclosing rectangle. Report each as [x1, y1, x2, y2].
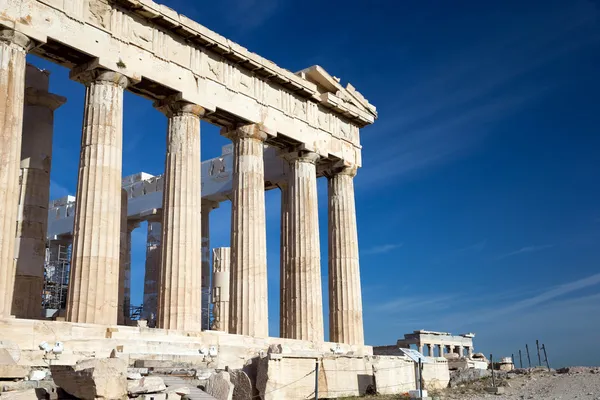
[31, 0, 600, 367]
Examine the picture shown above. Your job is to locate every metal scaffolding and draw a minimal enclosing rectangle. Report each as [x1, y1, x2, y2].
[43, 242, 71, 313]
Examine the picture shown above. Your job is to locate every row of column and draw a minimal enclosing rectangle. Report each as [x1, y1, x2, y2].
[0, 27, 364, 345]
[417, 344, 474, 357]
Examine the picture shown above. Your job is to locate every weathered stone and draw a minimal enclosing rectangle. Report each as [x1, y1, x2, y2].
[50, 357, 127, 400]
[205, 371, 234, 400]
[28, 369, 48, 381]
[127, 376, 167, 394]
[0, 389, 44, 400]
[138, 393, 167, 400]
[66, 69, 130, 325]
[128, 367, 149, 375]
[226, 125, 269, 338]
[327, 166, 364, 345]
[12, 64, 65, 319]
[127, 372, 143, 380]
[0, 364, 30, 379]
[0, 29, 33, 318]
[285, 151, 324, 341]
[229, 370, 252, 400]
[155, 100, 204, 331]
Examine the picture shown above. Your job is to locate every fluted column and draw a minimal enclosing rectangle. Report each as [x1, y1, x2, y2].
[225, 124, 269, 337]
[0, 29, 34, 318]
[155, 99, 204, 331]
[327, 166, 364, 344]
[439, 344, 445, 356]
[418, 344, 424, 354]
[142, 217, 161, 325]
[201, 200, 219, 330]
[287, 150, 324, 342]
[211, 247, 230, 332]
[12, 64, 66, 319]
[65, 67, 129, 324]
[278, 181, 290, 338]
[428, 344, 435, 357]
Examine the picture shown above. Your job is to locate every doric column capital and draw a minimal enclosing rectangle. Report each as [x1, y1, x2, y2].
[154, 95, 206, 118]
[0, 28, 34, 51]
[283, 150, 320, 165]
[70, 65, 130, 88]
[221, 123, 273, 141]
[25, 87, 67, 110]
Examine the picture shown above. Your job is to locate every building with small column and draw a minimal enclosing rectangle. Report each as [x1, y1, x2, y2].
[397, 330, 476, 358]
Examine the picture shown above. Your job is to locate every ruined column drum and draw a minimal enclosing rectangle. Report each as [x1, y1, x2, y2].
[156, 100, 204, 331]
[0, 29, 33, 318]
[328, 166, 365, 345]
[287, 151, 324, 342]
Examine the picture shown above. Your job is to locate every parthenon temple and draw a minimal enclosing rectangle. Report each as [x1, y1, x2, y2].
[0, 1, 463, 399]
[0, 0, 377, 346]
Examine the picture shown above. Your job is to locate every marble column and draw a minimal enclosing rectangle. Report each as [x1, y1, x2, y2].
[449, 345, 455, 354]
[12, 65, 66, 318]
[428, 344, 435, 357]
[225, 124, 268, 337]
[278, 182, 290, 338]
[468, 346, 474, 358]
[459, 345, 464, 357]
[327, 166, 364, 345]
[211, 247, 230, 332]
[65, 67, 129, 324]
[155, 99, 204, 331]
[287, 150, 324, 342]
[0, 29, 34, 318]
[201, 200, 219, 330]
[142, 217, 161, 325]
[439, 344, 445, 356]
[418, 344, 424, 354]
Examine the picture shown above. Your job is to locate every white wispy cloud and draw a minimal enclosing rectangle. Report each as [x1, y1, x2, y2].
[496, 244, 554, 260]
[373, 294, 457, 313]
[361, 243, 403, 255]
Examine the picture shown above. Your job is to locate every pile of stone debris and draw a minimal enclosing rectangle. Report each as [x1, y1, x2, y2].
[0, 349, 253, 400]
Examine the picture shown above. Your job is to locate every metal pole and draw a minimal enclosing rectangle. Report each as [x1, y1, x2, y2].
[490, 353, 496, 388]
[519, 349, 523, 368]
[314, 359, 319, 400]
[526, 344, 531, 368]
[542, 344, 550, 371]
[536, 340, 541, 366]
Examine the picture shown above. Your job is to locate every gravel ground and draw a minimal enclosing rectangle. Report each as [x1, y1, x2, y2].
[349, 367, 600, 400]
[437, 367, 600, 400]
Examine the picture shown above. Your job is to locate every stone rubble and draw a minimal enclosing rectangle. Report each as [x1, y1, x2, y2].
[127, 376, 168, 395]
[204, 371, 234, 400]
[49, 357, 128, 400]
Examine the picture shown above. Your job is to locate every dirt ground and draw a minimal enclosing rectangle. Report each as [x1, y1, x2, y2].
[342, 367, 600, 400]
